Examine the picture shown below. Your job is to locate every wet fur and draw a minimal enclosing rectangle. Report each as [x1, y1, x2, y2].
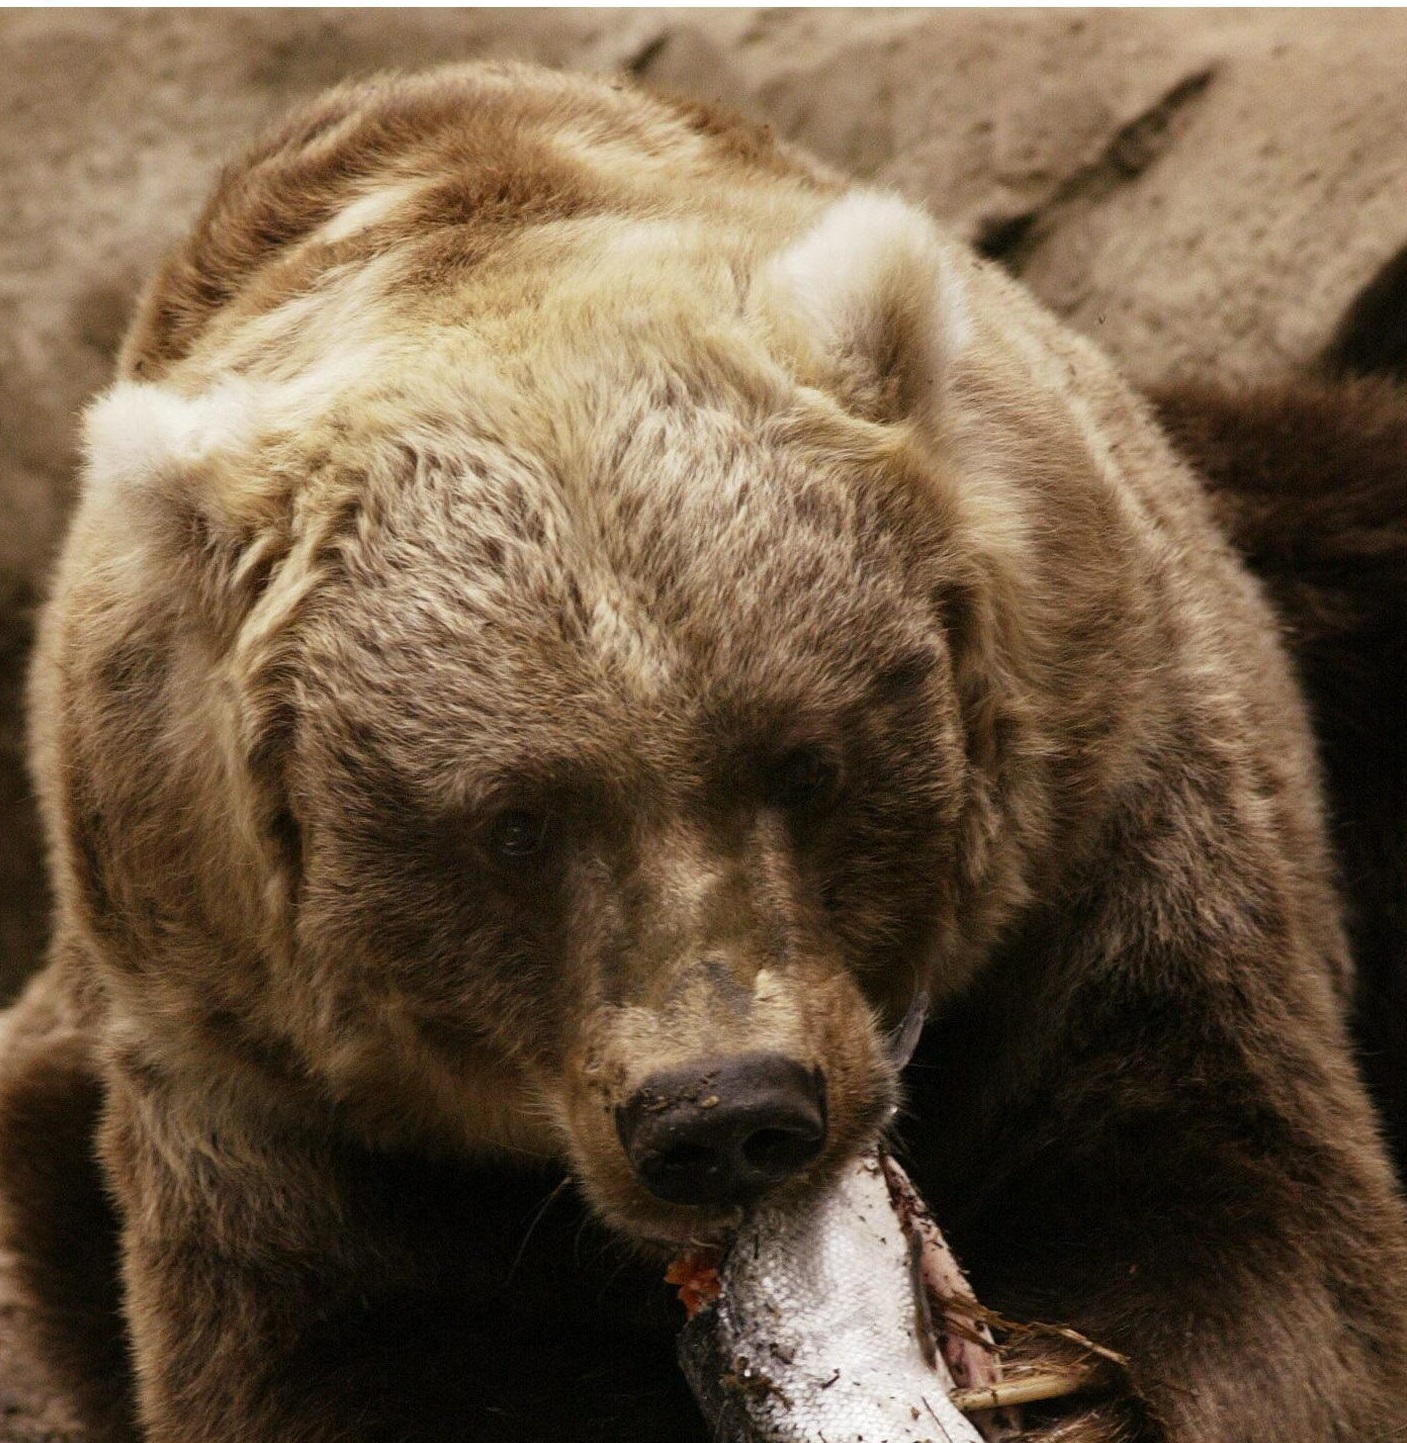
[2, 64, 1407, 1443]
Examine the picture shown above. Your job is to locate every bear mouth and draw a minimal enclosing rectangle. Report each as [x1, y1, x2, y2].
[576, 1078, 903, 1256]
[558, 985, 923, 1248]
[624, 1207, 749, 1254]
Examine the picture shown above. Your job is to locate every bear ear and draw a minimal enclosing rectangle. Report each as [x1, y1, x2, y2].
[81, 378, 291, 633]
[83, 378, 269, 524]
[757, 193, 969, 426]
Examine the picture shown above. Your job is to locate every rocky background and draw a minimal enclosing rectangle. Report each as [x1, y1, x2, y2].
[4, 9, 1407, 1437]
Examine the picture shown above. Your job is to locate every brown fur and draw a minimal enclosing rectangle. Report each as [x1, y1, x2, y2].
[3, 63, 1407, 1443]
[1153, 374, 1407, 1171]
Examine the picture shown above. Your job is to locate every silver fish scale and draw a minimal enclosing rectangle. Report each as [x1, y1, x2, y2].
[709, 1155, 985, 1443]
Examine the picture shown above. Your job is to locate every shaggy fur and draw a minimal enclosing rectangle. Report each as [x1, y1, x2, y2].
[3, 64, 1407, 1443]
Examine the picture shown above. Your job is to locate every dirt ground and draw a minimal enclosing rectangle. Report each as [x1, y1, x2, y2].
[3, 9, 1407, 1437]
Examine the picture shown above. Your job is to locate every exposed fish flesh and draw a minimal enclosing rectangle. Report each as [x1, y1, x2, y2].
[676, 1151, 1015, 1443]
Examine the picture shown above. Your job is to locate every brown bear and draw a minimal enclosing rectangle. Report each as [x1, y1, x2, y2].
[3, 62, 1407, 1443]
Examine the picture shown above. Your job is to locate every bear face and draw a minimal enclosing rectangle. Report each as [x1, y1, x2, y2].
[66, 162, 1012, 1246]
[279, 372, 975, 1241]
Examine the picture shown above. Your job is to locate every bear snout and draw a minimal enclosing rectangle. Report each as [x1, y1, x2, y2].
[614, 1052, 827, 1207]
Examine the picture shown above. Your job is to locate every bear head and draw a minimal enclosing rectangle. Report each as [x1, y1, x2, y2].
[47, 72, 1058, 1249]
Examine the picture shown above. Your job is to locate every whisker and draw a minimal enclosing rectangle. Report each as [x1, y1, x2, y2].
[504, 1172, 574, 1285]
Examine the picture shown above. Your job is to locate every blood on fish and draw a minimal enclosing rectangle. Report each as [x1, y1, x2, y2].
[666, 1246, 723, 1319]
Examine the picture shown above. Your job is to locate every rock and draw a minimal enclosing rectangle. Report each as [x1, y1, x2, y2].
[1012, 10, 1407, 385]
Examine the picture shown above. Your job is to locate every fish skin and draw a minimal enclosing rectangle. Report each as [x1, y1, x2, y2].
[678, 1153, 987, 1443]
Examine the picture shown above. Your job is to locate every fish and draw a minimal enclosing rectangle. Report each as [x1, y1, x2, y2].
[675, 1149, 1021, 1443]
[673, 993, 1119, 1443]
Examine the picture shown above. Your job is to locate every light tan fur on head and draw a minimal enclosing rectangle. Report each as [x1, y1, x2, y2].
[31, 62, 1323, 1248]
[755, 190, 971, 426]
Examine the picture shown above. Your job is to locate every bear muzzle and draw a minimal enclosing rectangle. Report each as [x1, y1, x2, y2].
[560, 957, 901, 1242]
[615, 1052, 828, 1207]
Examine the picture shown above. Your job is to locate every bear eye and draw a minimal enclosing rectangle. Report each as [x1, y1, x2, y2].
[487, 808, 553, 862]
[766, 747, 843, 814]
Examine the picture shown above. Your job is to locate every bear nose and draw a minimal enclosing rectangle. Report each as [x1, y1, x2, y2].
[615, 1052, 827, 1208]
